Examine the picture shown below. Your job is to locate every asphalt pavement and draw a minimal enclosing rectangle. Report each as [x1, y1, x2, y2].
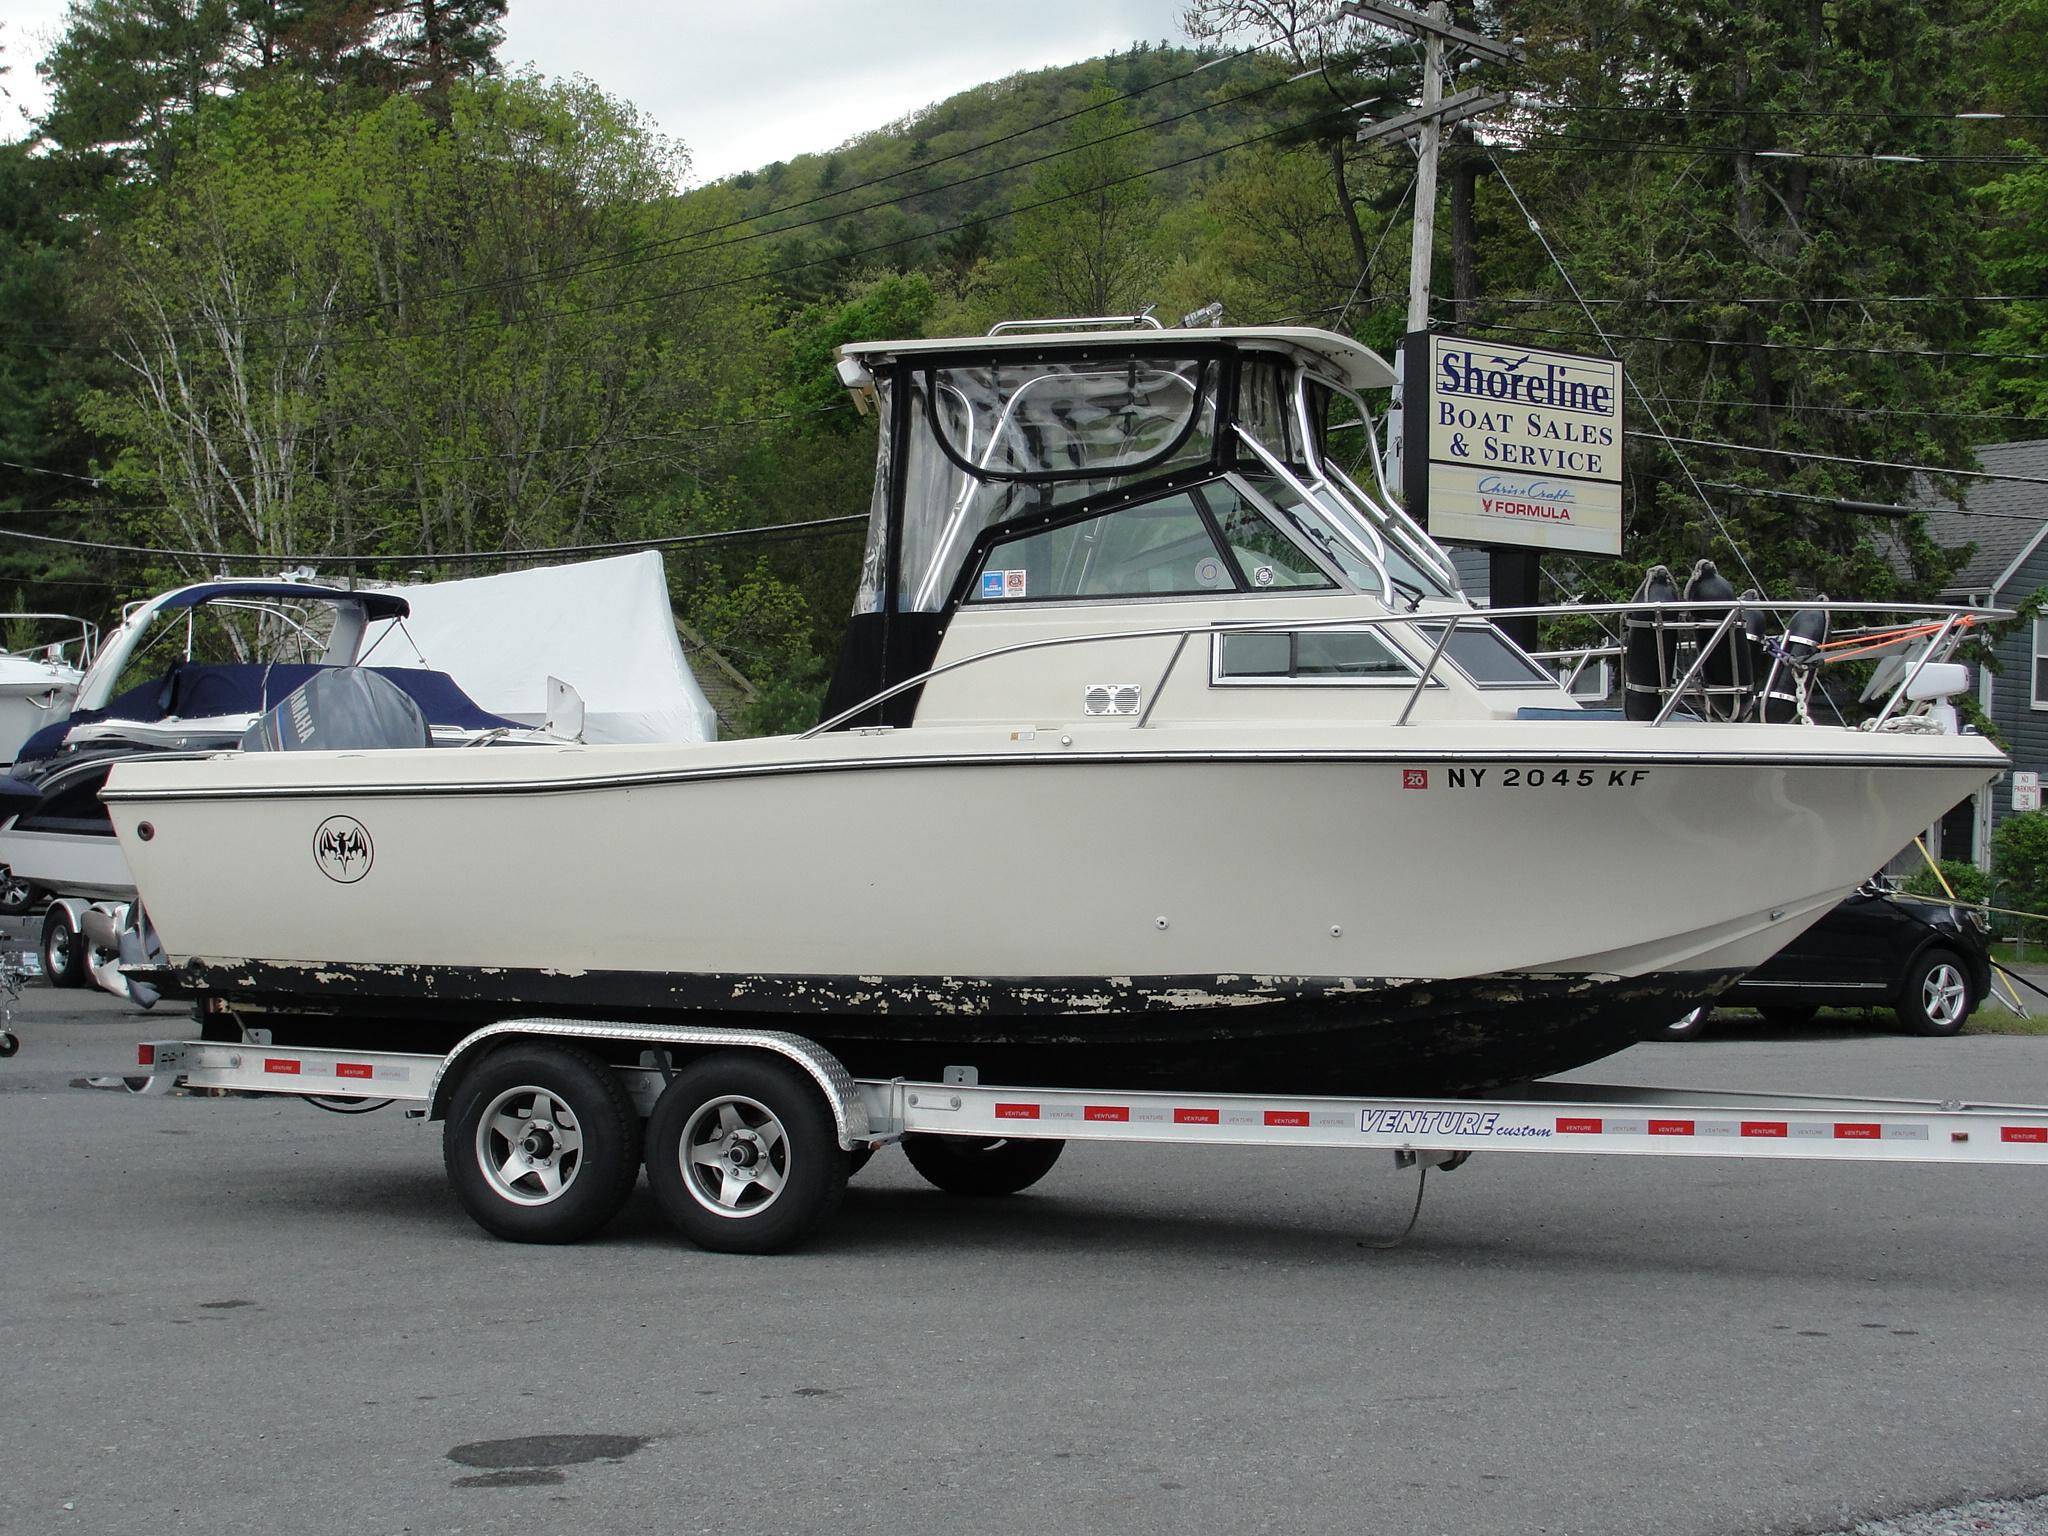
[3, 983, 2047, 1536]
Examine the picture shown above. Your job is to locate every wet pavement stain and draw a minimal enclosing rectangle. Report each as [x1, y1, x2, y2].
[199, 1299, 255, 1310]
[447, 1434, 648, 1490]
[453, 1469, 567, 1489]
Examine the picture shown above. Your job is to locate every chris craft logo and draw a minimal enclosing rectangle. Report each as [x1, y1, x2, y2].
[313, 815, 374, 883]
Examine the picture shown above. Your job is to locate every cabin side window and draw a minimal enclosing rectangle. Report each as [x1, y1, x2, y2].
[1212, 628, 1419, 686]
[1410, 620, 1559, 689]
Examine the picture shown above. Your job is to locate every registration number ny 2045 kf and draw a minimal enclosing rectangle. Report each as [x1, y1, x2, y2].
[1444, 767, 1650, 788]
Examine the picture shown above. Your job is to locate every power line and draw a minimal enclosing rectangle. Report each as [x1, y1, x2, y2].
[1464, 319, 2048, 364]
[5, 48, 1300, 351]
[1452, 294, 2048, 309]
[1534, 102, 2048, 123]
[1696, 480, 2048, 524]
[0, 512, 866, 567]
[1494, 134, 2036, 166]
[234, 110, 1341, 355]
[1629, 432, 2048, 486]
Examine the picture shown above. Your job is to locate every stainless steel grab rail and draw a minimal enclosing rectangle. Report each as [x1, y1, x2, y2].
[800, 597, 2002, 739]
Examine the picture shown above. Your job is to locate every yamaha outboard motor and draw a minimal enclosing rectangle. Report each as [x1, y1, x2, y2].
[1760, 600, 1830, 724]
[1623, 564, 1682, 721]
[241, 666, 431, 752]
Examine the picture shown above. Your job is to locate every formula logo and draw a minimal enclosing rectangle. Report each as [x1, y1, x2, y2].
[313, 815, 374, 884]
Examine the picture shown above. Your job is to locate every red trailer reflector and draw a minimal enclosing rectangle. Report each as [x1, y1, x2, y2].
[1557, 1117, 1602, 1134]
[263, 1058, 301, 1076]
[1648, 1119, 1695, 1137]
[1264, 1110, 1311, 1127]
[2002, 1126, 2048, 1144]
[1741, 1121, 1789, 1138]
[336, 1063, 374, 1080]
[1174, 1108, 1220, 1125]
[1084, 1106, 1129, 1122]
[995, 1103, 1039, 1120]
[1834, 1122, 1881, 1139]
[137, 1044, 156, 1066]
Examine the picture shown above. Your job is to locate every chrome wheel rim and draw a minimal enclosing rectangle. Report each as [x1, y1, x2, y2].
[475, 1085, 585, 1206]
[1923, 963, 1968, 1028]
[678, 1094, 789, 1220]
[44, 923, 70, 973]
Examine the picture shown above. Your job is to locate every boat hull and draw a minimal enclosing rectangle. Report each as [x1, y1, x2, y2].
[105, 720, 2003, 1094]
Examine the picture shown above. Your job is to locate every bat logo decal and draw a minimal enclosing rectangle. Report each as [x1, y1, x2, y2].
[313, 816, 374, 883]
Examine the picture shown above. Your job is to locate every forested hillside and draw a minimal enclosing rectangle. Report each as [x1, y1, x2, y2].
[1, 0, 2043, 732]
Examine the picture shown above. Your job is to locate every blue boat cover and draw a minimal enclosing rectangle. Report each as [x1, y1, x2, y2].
[14, 664, 521, 764]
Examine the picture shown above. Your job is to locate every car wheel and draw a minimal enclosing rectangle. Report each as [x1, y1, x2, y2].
[1757, 1004, 1819, 1028]
[1898, 948, 1972, 1037]
[1656, 1006, 1708, 1041]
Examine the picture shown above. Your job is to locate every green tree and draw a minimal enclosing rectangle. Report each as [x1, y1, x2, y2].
[1486, 0, 1985, 601]
[1968, 146, 2048, 420]
[79, 74, 773, 572]
[1001, 88, 1167, 317]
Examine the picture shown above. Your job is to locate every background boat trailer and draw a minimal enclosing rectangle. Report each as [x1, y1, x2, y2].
[126, 1015, 2048, 1254]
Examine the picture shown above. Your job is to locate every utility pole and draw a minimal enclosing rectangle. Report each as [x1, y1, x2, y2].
[1404, 3, 1449, 339]
[1343, 0, 1523, 629]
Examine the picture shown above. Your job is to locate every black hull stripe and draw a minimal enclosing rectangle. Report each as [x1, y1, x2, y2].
[101, 745, 2006, 803]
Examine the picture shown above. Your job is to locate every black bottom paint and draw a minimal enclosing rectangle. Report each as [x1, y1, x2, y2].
[164, 961, 1743, 1096]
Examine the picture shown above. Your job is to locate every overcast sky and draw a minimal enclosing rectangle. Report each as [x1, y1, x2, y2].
[0, 0, 1196, 182]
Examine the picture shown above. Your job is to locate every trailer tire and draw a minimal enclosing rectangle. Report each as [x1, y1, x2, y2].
[644, 1051, 847, 1255]
[443, 1044, 641, 1245]
[902, 1134, 1065, 1197]
[40, 904, 86, 989]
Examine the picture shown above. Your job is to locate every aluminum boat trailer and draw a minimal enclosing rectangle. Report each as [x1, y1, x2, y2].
[123, 1014, 2048, 1254]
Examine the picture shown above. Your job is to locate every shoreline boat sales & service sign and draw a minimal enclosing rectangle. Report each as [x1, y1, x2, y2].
[1400, 335, 1624, 557]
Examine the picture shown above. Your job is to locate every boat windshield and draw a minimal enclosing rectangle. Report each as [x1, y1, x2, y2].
[1242, 473, 1449, 606]
[877, 357, 1218, 612]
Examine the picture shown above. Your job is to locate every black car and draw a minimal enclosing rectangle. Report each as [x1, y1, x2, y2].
[1662, 885, 1993, 1040]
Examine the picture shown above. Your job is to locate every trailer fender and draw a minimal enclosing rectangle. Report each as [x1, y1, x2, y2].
[427, 1019, 877, 1150]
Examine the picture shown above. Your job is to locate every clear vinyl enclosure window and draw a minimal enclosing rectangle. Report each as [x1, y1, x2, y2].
[895, 358, 1217, 611]
[968, 478, 1336, 605]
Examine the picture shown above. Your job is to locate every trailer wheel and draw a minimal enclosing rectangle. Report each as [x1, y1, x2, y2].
[443, 1044, 641, 1244]
[644, 1051, 847, 1255]
[902, 1134, 1065, 1197]
[40, 904, 86, 989]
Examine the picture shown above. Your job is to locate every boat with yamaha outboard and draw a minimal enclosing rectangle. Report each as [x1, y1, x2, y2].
[100, 320, 2006, 1096]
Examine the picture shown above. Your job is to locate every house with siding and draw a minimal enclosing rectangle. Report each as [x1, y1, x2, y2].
[1903, 439, 2048, 869]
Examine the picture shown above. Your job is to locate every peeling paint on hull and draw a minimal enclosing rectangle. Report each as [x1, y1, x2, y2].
[159, 961, 1740, 1096]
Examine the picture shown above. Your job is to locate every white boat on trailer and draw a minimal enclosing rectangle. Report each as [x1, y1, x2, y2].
[91, 318, 2017, 1250]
